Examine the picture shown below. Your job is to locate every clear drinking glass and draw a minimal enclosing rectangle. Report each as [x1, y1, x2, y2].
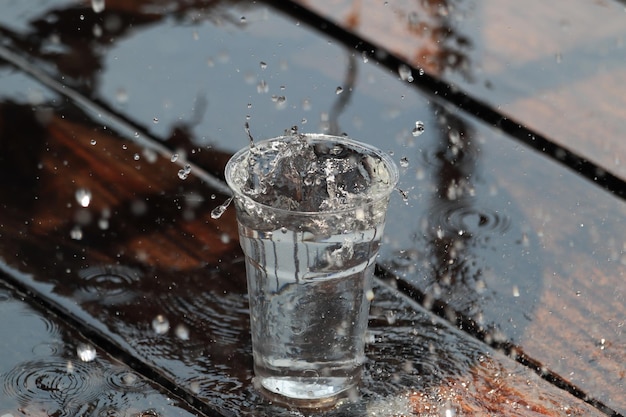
[225, 133, 398, 408]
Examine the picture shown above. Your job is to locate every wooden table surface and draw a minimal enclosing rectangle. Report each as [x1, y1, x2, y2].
[0, 0, 624, 416]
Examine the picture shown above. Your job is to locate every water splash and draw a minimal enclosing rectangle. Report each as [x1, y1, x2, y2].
[211, 196, 233, 219]
[77, 343, 97, 362]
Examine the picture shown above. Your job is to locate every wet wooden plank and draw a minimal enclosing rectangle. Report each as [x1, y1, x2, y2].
[286, 1, 626, 413]
[292, 0, 626, 180]
[0, 279, 203, 417]
[0, 0, 623, 415]
[0, 102, 606, 416]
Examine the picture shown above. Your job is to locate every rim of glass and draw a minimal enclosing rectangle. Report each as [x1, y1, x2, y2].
[224, 133, 399, 216]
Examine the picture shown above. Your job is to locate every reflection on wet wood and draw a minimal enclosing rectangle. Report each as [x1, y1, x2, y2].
[0, 103, 606, 416]
[291, 1, 626, 414]
[0, 280, 201, 417]
[292, 0, 626, 181]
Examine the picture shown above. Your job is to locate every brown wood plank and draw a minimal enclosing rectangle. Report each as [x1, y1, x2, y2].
[0, 279, 204, 417]
[0, 101, 606, 416]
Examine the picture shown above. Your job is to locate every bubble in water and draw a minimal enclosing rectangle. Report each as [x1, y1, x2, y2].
[75, 188, 92, 207]
[412, 120, 425, 137]
[400, 157, 409, 168]
[77, 343, 97, 362]
[211, 196, 233, 219]
[171, 153, 179, 162]
[152, 314, 170, 334]
[398, 64, 414, 82]
[91, 0, 105, 13]
[335, 86, 344, 95]
[178, 164, 192, 180]
[90, 139, 97, 146]
[260, 61, 267, 69]
[153, 117, 159, 124]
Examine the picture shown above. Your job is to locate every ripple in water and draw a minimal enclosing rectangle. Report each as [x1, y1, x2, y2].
[426, 201, 511, 243]
[2, 358, 104, 413]
[76, 265, 141, 303]
[102, 366, 151, 393]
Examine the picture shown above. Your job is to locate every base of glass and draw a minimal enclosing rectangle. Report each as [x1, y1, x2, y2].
[253, 375, 357, 409]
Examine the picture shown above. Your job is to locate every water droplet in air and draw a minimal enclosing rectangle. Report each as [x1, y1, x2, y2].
[398, 64, 414, 82]
[152, 314, 170, 334]
[178, 164, 192, 180]
[211, 196, 233, 219]
[336, 86, 344, 95]
[77, 343, 97, 362]
[412, 120, 425, 137]
[91, 0, 105, 13]
[75, 188, 92, 207]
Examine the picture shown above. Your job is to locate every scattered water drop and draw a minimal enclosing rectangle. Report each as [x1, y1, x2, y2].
[211, 196, 233, 219]
[335, 86, 344, 95]
[91, 0, 105, 13]
[398, 64, 414, 82]
[152, 314, 170, 335]
[412, 121, 425, 137]
[178, 164, 192, 180]
[77, 343, 97, 362]
[70, 226, 83, 240]
[75, 188, 92, 208]
[175, 324, 190, 340]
